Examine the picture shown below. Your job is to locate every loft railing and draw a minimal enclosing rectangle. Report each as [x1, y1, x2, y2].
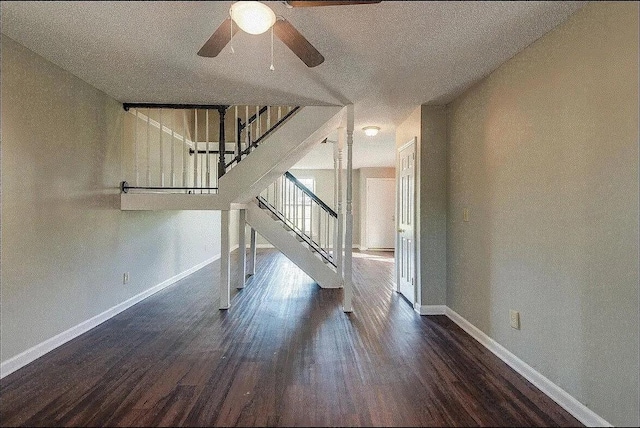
[257, 172, 337, 266]
[120, 103, 299, 194]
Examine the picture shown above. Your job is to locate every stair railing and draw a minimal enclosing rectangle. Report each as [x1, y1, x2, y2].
[257, 172, 337, 266]
[225, 105, 300, 170]
[120, 104, 300, 194]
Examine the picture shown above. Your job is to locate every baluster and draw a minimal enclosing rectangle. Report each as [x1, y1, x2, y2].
[278, 106, 282, 121]
[193, 109, 198, 190]
[317, 204, 321, 250]
[206, 109, 210, 193]
[170, 110, 175, 187]
[309, 199, 315, 241]
[159, 108, 164, 187]
[255, 105, 260, 140]
[267, 106, 271, 131]
[182, 110, 188, 189]
[326, 211, 329, 252]
[245, 105, 249, 153]
[146, 109, 151, 186]
[302, 192, 306, 236]
[134, 109, 139, 186]
[295, 187, 300, 231]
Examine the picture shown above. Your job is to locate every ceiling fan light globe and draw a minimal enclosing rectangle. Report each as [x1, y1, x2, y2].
[230, 1, 276, 35]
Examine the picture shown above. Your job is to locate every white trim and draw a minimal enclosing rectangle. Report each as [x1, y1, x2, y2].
[443, 307, 612, 427]
[0, 255, 219, 379]
[414, 304, 447, 315]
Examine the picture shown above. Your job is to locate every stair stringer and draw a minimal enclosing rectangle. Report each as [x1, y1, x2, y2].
[245, 201, 343, 289]
[218, 106, 344, 205]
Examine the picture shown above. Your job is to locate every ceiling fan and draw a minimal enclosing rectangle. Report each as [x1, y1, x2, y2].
[197, 1, 381, 68]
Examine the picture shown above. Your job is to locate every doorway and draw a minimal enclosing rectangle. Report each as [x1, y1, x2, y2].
[396, 138, 416, 305]
[365, 178, 395, 249]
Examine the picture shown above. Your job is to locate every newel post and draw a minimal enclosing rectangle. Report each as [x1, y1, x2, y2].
[343, 105, 354, 313]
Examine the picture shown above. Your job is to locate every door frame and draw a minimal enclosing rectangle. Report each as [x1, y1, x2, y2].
[395, 137, 420, 310]
[364, 177, 396, 250]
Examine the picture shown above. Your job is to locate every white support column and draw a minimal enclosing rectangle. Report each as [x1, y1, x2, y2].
[220, 210, 231, 309]
[343, 105, 354, 313]
[249, 227, 257, 276]
[238, 209, 247, 289]
[336, 128, 345, 278]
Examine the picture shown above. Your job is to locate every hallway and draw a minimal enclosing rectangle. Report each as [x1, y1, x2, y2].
[0, 250, 580, 427]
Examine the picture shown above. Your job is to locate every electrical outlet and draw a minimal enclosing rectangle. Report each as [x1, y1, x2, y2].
[463, 208, 470, 222]
[509, 309, 520, 330]
[123, 272, 129, 284]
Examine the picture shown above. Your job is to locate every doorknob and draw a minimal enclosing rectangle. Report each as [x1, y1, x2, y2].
[398, 228, 404, 233]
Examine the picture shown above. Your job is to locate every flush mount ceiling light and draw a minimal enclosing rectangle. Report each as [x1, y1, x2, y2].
[230, 1, 276, 35]
[362, 126, 380, 137]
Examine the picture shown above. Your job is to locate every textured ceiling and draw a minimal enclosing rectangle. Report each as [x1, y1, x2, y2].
[0, 1, 584, 169]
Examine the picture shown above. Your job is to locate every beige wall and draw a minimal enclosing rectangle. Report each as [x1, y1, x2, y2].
[446, 2, 639, 425]
[0, 36, 220, 363]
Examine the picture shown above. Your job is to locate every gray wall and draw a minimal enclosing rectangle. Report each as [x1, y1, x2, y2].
[420, 107, 447, 305]
[396, 105, 448, 306]
[446, 2, 639, 425]
[1, 36, 220, 363]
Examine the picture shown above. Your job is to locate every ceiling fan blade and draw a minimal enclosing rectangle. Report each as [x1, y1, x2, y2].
[286, 1, 381, 7]
[273, 19, 324, 68]
[197, 18, 239, 58]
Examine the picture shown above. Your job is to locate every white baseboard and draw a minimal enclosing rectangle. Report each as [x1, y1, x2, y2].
[0, 255, 219, 379]
[414, 304, 447, 315]
[443, 307, 611, 427]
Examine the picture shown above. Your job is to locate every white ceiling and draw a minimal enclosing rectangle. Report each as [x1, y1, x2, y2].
[0, 1, 585, 169]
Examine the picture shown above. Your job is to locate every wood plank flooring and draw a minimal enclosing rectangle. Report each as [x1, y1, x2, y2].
[0, 249, 581, 427]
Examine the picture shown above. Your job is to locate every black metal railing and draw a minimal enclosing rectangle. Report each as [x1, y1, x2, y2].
[120, 104, 300, 194]
[257, 172, 337, 266]
[225, 106, 300, 170]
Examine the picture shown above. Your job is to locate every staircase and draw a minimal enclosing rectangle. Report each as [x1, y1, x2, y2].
[120, 104, 343, 210]
[119, 102, 346, 294]
[246, 172, 342, 289]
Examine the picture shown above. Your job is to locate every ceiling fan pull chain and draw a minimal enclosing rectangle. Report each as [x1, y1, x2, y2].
[270, 26, 275, 71]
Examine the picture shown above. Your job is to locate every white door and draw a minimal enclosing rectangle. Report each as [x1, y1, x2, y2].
[366, 178, 395, 249]
[396, 139, 416, 304]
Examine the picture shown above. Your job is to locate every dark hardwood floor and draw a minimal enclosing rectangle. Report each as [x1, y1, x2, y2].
[0, 249, 581, 427]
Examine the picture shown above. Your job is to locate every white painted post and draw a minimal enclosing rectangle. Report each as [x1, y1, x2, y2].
[238, 209, 247, 289]
[170, 111, 175, 187]
[249, 227, 257, 276]
[134, 109, 139, 186]
[332, 138, 339, 260]
[206, 109, 210, 193]
[146, 108, 151, 186]
[336, 127, 345, 277]
[193, 109, 198, 189]
[159, 109, 163, 187]
[182, 110, 188, 188]
[343, 105, 354, 313]
[220, 210, 231, 309]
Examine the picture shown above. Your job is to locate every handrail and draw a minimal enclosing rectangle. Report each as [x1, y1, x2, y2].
[250, 106, 300, 147]
[225, 106, 301, 169]
[256, 195, 336, 266]
[239, 106, 269, 132]
[285, 171, 337, 217]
